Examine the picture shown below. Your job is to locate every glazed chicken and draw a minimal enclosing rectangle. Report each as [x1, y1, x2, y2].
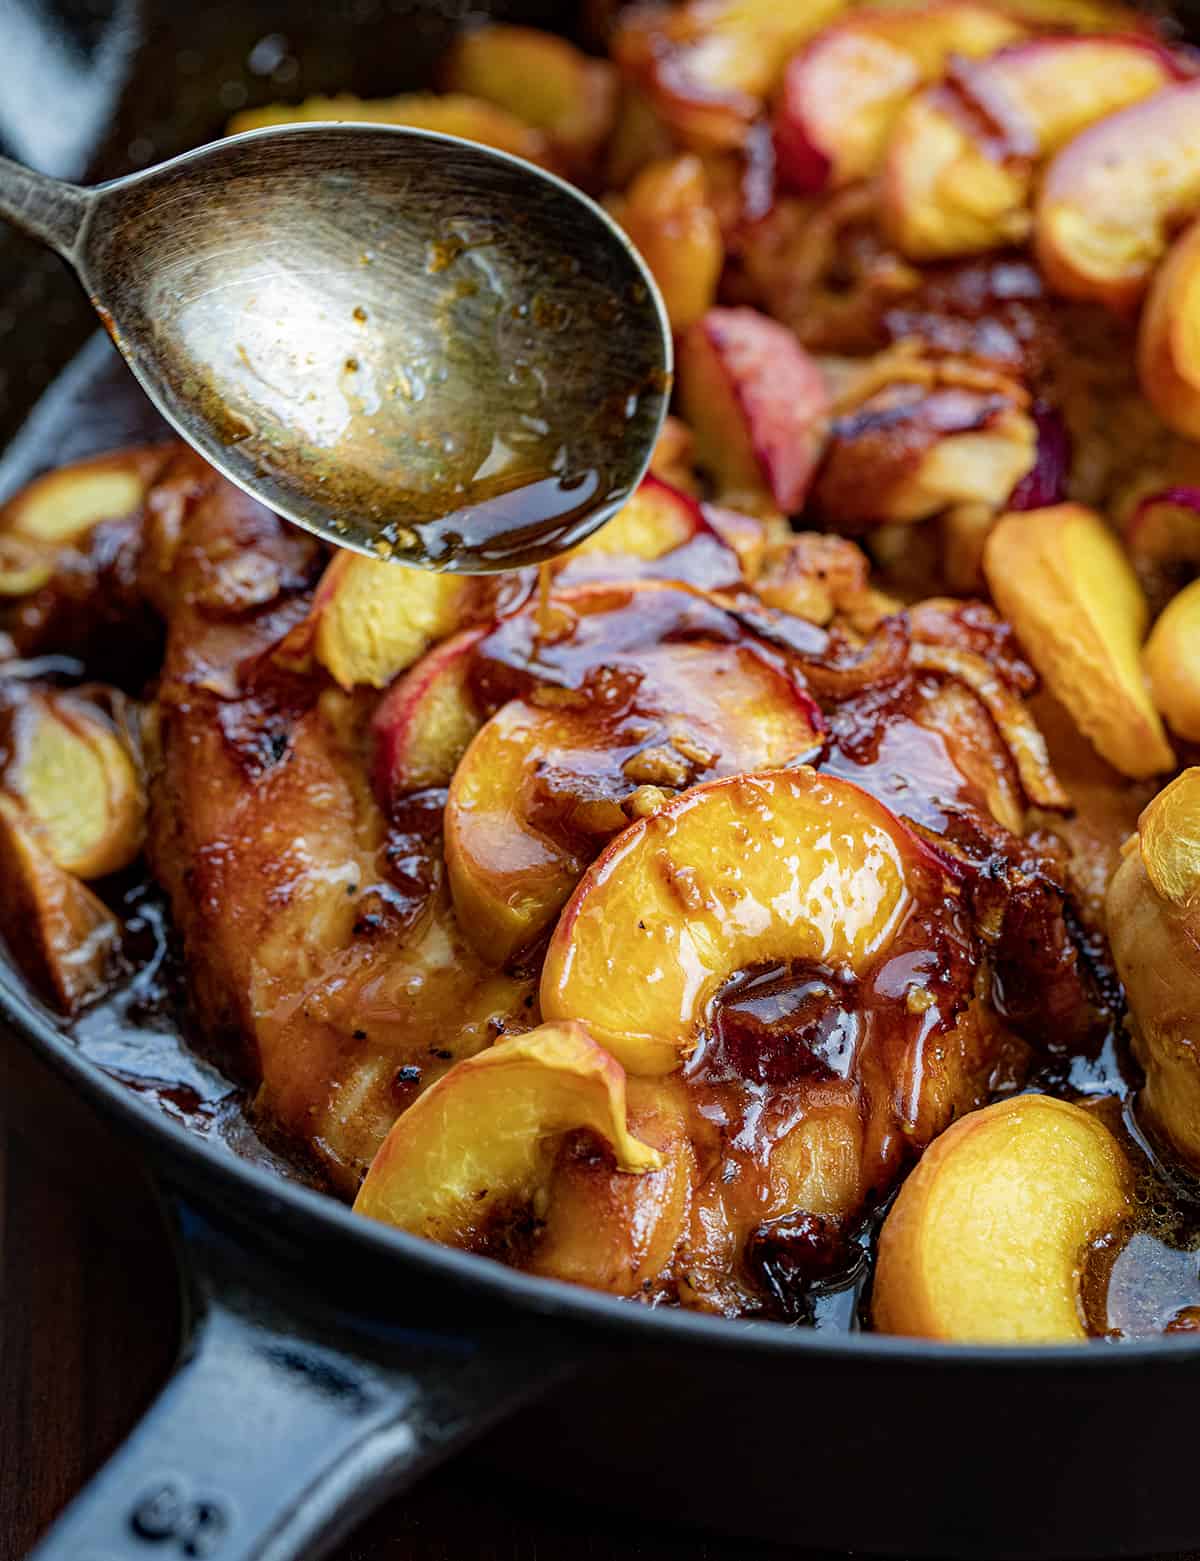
[8, 0, 1200, 1339]
[0, 437, 1108, 1320]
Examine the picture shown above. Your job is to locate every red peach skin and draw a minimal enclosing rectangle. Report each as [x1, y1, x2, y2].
[679, 307, 829, 512]
[774, 3, 1025, 193]
[1036, 78, 1200, 310]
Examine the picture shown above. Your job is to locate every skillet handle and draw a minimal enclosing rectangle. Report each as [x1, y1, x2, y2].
[26, 1200, 577, 1561]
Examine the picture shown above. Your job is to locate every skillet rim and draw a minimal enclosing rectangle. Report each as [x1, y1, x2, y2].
[5, 953, 1198, 1370]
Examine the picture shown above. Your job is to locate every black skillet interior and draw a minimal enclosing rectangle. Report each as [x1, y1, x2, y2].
[9, 4, 1200, 1560]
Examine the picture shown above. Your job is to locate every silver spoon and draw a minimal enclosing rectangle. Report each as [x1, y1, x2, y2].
[0, 125, 672, 572]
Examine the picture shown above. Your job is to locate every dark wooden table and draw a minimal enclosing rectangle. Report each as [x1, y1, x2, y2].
[0, 1040, 803, 1561]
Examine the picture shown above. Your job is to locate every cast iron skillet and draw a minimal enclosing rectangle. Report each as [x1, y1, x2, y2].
[5, 3, 1200, 1558]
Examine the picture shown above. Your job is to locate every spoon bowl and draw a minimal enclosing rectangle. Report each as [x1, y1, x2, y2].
[0, 126, 672, 571]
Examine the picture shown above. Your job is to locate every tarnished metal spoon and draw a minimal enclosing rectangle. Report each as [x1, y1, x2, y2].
[0, 125, 672, 571]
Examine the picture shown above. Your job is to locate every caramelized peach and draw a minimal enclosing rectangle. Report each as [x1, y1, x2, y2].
[1138, 217, 1200, 439]
[2, 692, 145, 879]
[542, 767, 934, 1074]
[884, 38, 1182, 260]
[1108, 771, 1200, 1168]
[873, 1095, 1132, 1342]
[774, 4, 1024, 193]
[573, 474, 701, 560]
[983, 504, 1174, 778]
[441, 25, 616, 159]
[305, 554, 475, 691]
[354, 1022, 662, 1252]
[1145, 579, 1200, 742]
[679, 307, 828, 512]
[446, 635, 824, 965]
[1036, 79, 1200, 310]
[371, 627, 487, 806]
[0, 447, 162, 545]
[1122, 486, 1200, 605]
[615, 156, 724, 332]
[0, 797, 121, 1012]
[613, 0, 847, 151]
[227, 92, 554, 167]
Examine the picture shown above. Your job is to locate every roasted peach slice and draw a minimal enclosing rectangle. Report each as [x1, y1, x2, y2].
[354, 1022, 662, 1251]
[814, 382, 1036, 529]
[1145, 579, 1200, 742]
[1109, 770, 1200, 1169]
[614, 156, 724, 332]
[983, 504, 1174, 779]
[613, 0, 847, 151]
[1036, 79, 1200, 310]
[774, 4, 1025, 193]
[0, 797, 121, 1012]
[873, 1095, 1132, 1342]
[679, 307, 829, 513]
[447, 635, 823, 965]
[441, 25, 616, 160]
[541, 767, 935, 1074]
[300, 553, 475, 691]
[371, 627, 488, 806]
[884, 37, 1182, 260]
[1138, 217, 1200, 439]
[227, 92, 554, 167]
[1, 691, 145, 879]
[0, 446, 162, 546]
[556, 474, 742, 588]
[1122, 486, 1200, 606]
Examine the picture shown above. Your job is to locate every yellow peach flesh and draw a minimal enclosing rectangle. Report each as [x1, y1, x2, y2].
[1109, 771, 1200, 1170]
[1138, 216, 1200, 440]
[0, 797, 121, 1012]
[1036, 80, 1200, 310]
[541, 767, 925, 1075]
[353, 1022, 661, 1248]
[873, 1095, 1133, 1342]
[983, 504, 1174, 779]
[3, 464, 146, 545]
[1145, 578, 1200, 743]
[5, 695, 145, 880]
[885, 40, 1178, 261]
[442, 25, 615, 156]
[616, 156, 723, 333]
[227, 92, 553, 166]
[311, 554, 472, 691]
[446, 640, 823, 965]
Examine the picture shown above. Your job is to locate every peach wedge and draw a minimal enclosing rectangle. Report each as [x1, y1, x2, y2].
[305, 553, 475, 691]
[1036, 79, 1200, 311]
[2, 692, 145, 880]
[873, 1095, 1132, 1343]
[446, 636, 824, 965]
[371, 626, 487, 807]
[774, 3, 1025, 194]
[228, 92, 553, 167]
[0, 797, 121, 1012]
[983, 503, 1174, 779]
[884, 37, 1182, 260]
[1138, 217, 1200, 439]
[441, 25, 616, 160]
[679, 307, 828, 513]
[614, 156, 724, 333]
[613, 0, 848, 152]
[1145, 578, 1200, 743]
[1108, 770, 1200, 1170]
[541, 767, 933, 1074]
[353, 1022, 661, 1246]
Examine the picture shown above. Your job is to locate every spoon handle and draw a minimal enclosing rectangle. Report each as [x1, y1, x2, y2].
[0, 155, 90, 258]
